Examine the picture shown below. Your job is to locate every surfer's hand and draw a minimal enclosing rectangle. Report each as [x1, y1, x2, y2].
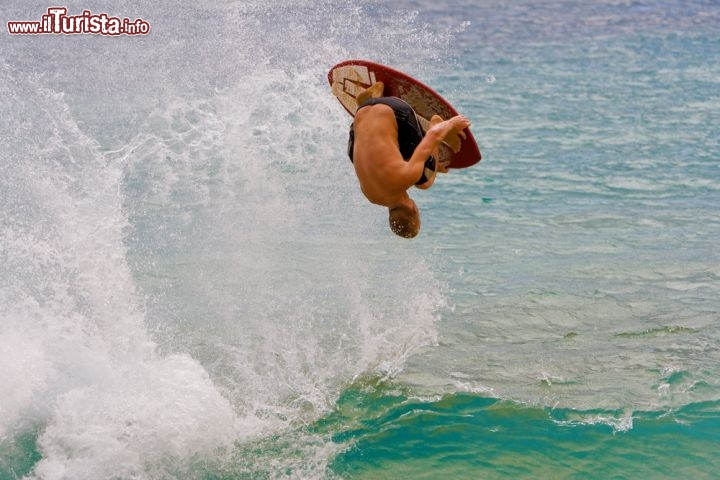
[435, 115, 470, 153]
[449, 115, 471, 131]
[428, 115, 470, 151]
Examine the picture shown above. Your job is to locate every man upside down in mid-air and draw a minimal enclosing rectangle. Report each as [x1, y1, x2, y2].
[347, 82, 471, 238]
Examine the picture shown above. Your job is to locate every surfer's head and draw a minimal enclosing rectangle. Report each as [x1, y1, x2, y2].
[388, 199, 420, 239]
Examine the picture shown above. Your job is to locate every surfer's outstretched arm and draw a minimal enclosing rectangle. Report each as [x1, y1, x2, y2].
[407, 115, 471, 189]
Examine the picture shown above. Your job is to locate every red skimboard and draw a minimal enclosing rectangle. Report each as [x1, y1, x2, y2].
[328, 59, 481, 169]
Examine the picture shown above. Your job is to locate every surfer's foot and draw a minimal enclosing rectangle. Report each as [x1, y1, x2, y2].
[430, 115, 451, 173]
[355, 82, 384, 106]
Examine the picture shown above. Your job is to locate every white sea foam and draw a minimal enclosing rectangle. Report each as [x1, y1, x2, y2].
[1, 0, 452, 477]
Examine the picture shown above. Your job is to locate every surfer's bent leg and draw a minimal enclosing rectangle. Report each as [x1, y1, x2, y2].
[415, 115, 447, 189]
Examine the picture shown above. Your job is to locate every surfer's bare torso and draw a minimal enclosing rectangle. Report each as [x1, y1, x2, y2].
[351, 102, 470, 209]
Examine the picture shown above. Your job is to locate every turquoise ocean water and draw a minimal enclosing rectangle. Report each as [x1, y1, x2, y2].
[2, 0, 719, 478]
